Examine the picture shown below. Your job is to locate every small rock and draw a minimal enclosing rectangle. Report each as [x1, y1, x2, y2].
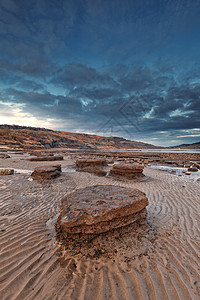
[188, 166, 198, 172]
[106, 158, 114, 164]
[0, 169, 14, 175]
[185, 172, 191, 175]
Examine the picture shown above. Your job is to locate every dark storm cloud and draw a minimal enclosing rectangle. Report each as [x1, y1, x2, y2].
[4, 89, 82, 115]
[0, 0, 200, 145]
[2, 62, 199, 138]
[0, 58, 57, 79]
[0, 70, 44, 91]
[52, 63, 118, 88]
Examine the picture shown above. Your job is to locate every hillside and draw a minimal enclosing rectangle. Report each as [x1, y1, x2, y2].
[0, 125, 160, 150]
[172, 141, 200, 149]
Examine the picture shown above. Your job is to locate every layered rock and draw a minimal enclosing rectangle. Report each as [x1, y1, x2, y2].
[57, 185, 148, 237]
[0, 169, 14, 175]
[76, 158, 107, 169]
[28, 155, 63, 162]
[31, 164, 61, 180]
[76, 158, 107, 176]
[29, 151, 54, 157]
[110, 163, 144, 179]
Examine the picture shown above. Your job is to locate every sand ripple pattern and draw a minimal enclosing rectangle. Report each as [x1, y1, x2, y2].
[0, 169, 199, 300]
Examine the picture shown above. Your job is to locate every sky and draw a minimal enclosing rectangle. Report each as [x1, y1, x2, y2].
[0, 0, 200, 146]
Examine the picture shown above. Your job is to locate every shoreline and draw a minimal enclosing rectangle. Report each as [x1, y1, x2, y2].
[0, 152, 199, 299]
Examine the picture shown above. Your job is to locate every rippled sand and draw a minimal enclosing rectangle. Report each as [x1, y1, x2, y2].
[0, 156, 199, 299]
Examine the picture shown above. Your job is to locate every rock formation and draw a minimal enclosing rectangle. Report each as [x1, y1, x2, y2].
[31, 164, 61, 180]
[76, 158, 107, 169]
[188, 166, 198, 172]
[57, 185, 148, 238]
[76, 158, 108, 176]
[0, 169, 14, 175]
[110, 163, 144, 179]
[28, 155, 63, 161]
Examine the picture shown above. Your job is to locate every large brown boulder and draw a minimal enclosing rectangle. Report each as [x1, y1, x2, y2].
[110, 163, 144, 179]
[57, 185, 148, 237]
[0, 169, 14, 175]
[31, 164, 61, 180]
[28, 155, 63, 161]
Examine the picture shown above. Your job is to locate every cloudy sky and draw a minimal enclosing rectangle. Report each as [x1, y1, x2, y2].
[0, 0, 200, 146]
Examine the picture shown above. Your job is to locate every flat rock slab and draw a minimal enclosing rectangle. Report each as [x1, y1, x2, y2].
[110, 163, 144, 179]
[0, 169, 14, 175]
[58, 185, 148, 236]
[31, 164, 61, 180]
[29, 152, 54, 157]
[28, 155, 63, 161]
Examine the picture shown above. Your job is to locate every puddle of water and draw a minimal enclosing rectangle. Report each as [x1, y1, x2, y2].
[0, 168, 34, 182]
[148, 164, 200, 181]
[62, 167, 76, 172]
[1, 167, 76, 175]
[0, 167, 32, 175]
[14, 169, 32, 175]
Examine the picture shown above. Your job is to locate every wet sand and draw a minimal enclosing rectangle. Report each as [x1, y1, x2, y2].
[0, 153, 200, 299]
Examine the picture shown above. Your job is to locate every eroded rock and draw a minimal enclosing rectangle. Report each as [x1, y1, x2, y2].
[28, 155, 63, 162]
[110, 163, 144, 179]
[0, 169, 14, 175]
[76, 158, 107, 169]
[57, 185, 148, 237]
[76, 158, 108, 176]
[31, 164, 61, 180]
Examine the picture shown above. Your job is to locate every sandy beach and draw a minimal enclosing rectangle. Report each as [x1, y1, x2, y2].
[0, 152, 199, 300]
